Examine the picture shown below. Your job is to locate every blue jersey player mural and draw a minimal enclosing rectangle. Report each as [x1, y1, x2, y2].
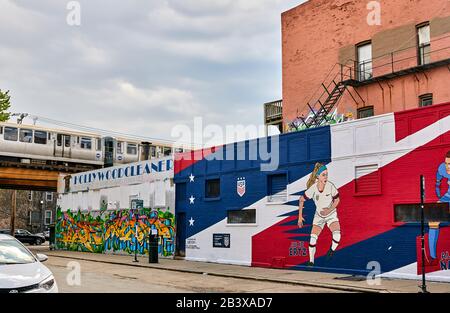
[428, 151, 450, 262]
[436, 150, 450, 204]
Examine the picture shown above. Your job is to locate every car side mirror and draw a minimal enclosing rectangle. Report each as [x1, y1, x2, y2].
[36, 254, 48, 262]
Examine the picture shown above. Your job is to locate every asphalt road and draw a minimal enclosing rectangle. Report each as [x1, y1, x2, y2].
[43, 255, 344, 293]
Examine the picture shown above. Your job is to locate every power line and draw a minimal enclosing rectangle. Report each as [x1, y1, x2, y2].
[13, 113, 201, 148]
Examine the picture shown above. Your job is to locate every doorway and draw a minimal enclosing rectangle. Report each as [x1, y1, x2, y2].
[176, 212, 186, 257]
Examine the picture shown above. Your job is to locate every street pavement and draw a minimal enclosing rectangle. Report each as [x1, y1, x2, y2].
[28, 244, 450, 293]
[45, 256, 342, 293]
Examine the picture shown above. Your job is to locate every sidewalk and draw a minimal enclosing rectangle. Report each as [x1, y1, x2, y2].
[32, 246, 450, 293]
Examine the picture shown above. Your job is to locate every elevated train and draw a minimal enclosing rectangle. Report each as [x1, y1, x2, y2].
[0, 122, 179, 170]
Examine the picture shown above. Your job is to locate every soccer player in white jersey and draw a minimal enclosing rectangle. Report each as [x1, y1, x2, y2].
[298, 163, 341, 266]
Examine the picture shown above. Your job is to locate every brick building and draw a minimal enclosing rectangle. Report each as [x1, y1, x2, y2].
[265, 0, 450, 132]
[0, 190, 57, 233]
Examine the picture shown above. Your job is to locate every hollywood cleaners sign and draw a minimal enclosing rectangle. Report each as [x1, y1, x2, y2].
[69, 157, 173, 192]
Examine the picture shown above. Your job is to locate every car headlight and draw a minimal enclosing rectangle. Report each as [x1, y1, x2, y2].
[39, 275, 55, 291]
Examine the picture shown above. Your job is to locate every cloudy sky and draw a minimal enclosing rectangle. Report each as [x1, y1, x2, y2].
[0, 0, 304, 144]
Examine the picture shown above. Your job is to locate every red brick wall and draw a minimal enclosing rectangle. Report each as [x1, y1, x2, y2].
[282, 0, 450, 127]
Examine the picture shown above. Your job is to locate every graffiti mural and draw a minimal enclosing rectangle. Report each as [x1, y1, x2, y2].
[56, 207, 176, 257]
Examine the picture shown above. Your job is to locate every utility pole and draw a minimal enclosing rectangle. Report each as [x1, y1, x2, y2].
[419, 175, 429, 293]
[10, 190, 17, 236]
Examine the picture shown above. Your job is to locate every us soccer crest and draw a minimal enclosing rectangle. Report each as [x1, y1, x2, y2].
[237, 177, 246, 197]
[224, 235, 230, 248]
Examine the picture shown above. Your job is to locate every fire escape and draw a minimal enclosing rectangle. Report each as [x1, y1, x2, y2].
[296, 34, 450, 130]
[297, 63, 365, 129]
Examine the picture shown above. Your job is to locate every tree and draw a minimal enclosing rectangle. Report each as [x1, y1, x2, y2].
[0, 89, 12, 122]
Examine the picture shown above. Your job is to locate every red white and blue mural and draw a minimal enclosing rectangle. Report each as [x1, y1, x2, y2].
[174, 102, 450, 281]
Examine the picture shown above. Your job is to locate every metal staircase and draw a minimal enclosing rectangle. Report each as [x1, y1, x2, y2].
[297, 62, 364, 130]
[301, 80, 348, 128]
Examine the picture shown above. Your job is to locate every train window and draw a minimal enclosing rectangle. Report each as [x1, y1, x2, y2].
[150, 146, 156, 157]
[117, 142, 123, 154]
[64, 136, 71, 148]
[19, 129, 33, 143]
[34, 131, 47, 145]
[57, 134, 62, 146]
[96, 138, 101, 151]
[127, 143, 137, 155]
[163, 147, 172, 156]
[80, 137, 92, 150]
[4, 127, 18, 141]
[0, 126, 3, 135]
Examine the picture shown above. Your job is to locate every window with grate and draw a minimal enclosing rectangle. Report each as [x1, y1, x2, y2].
[355, 164, 381, 195]
[205, 178, 220, 199]
[268, 173, 288, 202]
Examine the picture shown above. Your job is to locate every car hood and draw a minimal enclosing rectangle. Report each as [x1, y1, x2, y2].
[0, 262, 52, 288]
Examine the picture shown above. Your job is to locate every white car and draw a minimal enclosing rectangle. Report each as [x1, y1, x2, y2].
[0, 234, 58, 293]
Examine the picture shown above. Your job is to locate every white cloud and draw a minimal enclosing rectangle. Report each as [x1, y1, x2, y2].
[0, 0, 305, 141]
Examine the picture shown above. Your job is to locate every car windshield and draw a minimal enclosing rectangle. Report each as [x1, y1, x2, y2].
[0, 239, 36, 265]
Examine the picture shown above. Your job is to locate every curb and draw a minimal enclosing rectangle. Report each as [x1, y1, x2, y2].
[45, 252, 387, 293]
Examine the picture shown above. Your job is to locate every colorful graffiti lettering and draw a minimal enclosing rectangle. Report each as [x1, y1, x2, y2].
[56, 207, 175, 257]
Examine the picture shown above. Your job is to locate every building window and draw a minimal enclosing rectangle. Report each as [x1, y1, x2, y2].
[19, 129, 33, 143]
[227, 209, 256, 224]
[417, 23, 431, 65]
[4, 127, 18, 141]
[355, 164, 381, 195]
[44, 210, 52, 225]
[205, 178, 220, 199]
[419, 93, 433, 107]
[268, 173, 288, 202]
[29, 211, 40, 225]
[28, 191, 33, 202]
[46, 192, 53, 202]
[127, 143, 137, 155]
[394, 204, 450, 223]
[357, 42, 373, 81]
[80, 137, 92, 150]
[357, 106, 374, 119]
[34, 131, 47, 145]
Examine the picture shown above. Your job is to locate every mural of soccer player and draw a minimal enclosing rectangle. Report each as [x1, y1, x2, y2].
[298, 163, 341, 266]
[429, 150, 450, 260]
[436, 150, 450, 204]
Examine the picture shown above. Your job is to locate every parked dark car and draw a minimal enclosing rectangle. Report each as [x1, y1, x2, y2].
[0, 229, 45, 245]
[36, 230, 50, 241]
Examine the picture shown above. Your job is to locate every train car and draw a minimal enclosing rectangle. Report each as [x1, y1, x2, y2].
[174, 102, 450, 281]
[0, 122, 177, 170]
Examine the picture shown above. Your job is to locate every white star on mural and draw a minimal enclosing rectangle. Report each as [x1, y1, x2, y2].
[189, 217, 195, 226]
[189, 174, 195, 182]
[189, 195, 195, 204]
